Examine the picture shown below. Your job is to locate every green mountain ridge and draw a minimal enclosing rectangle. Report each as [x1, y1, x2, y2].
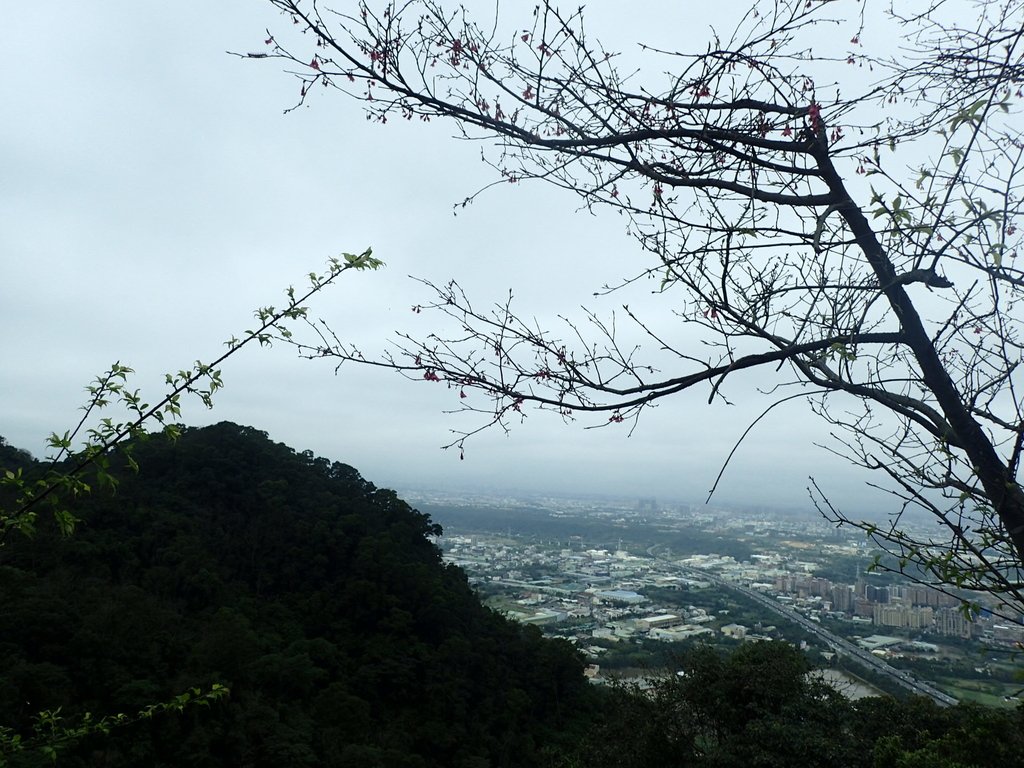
[0, 423, 585, 767]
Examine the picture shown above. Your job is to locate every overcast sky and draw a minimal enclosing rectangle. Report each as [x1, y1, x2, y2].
[2, 1, 901, 514]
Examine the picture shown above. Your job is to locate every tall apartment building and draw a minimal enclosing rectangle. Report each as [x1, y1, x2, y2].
[864, 583, 890, 604]
[891, 584, 960, 608]
[873, 603, 934, 629]
[932, 606, 972, 639]
[830, 584, 854, 613]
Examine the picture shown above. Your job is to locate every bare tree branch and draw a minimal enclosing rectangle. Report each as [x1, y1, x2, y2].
[250, 0, 1024, 615]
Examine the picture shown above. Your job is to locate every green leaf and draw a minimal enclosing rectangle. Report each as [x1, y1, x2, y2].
[342, 247, 384, 271]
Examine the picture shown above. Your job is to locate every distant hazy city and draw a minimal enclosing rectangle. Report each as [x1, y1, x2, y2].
[409, 490, 1024, 708]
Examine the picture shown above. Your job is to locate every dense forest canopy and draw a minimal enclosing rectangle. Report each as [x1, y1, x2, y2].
[0, 423, 585, 766]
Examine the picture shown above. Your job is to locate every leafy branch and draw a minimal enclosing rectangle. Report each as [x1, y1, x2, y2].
[0, 685, 229, 767]
[0, 249, 381, 544]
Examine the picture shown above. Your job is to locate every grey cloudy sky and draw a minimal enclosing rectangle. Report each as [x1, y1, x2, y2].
[2, 1, 896, 513]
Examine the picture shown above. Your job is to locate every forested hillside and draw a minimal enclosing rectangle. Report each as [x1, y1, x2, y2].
[1, 423, 1022, 767]
[0, 423, 586, 766]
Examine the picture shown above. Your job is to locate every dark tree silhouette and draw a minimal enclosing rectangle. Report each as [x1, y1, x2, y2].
[251, 1, 1024, 616]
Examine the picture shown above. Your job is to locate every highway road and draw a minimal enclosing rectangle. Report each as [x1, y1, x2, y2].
[648, 549, 958, 706]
